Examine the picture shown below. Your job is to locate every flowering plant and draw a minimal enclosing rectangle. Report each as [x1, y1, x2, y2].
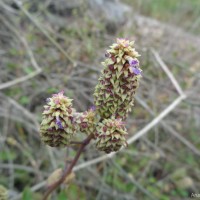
[40, 38, 142, 199]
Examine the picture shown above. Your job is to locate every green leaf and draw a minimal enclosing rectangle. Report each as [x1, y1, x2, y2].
[0, 151, 17, 161]
[47, 87, 57, 94]
[24, 67, 34, 74]
[58, 190, 68, 200]
[22, 187, 33, 200]
[19, 96, 29, 105]
[9, 48, 19, 56]
[7, 62, 17, 69]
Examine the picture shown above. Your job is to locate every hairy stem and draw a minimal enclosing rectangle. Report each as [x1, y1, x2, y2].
[42, 134, 94, 200]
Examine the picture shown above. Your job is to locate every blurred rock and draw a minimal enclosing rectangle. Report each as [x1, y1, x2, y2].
[170, 168, 194, 189]
[171, 167, 187, 179]
[50, 0, 131, 24]
[175, 177, 194, 189]
[48, 0, 84, 16]
[88, 0, 131, 25]
[88, 0, 131, 34]
[48, 0, 131, 33]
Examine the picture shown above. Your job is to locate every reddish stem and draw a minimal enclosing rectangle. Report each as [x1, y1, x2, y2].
[42, 134, 93, 200]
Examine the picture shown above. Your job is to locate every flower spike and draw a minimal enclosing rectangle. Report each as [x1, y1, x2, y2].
[40, 91, 76, 147]
[93, 38, 142, 120]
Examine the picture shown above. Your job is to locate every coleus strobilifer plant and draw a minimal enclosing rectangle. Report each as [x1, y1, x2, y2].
[40, 38, 142, 199]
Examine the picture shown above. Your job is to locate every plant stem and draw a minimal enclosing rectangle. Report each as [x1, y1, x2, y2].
[70, 141, 84, 145]
[42, 134, 94, 200]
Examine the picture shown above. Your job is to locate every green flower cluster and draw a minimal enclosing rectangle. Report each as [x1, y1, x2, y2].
[95, 118, 128, 153]
[40, 91, 76, 147]
[40, 38, 142, 153]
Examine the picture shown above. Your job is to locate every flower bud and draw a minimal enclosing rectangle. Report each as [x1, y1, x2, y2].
[75, 106, 97, 135]
[40, 91, 76, 147]
[95, 118, 128, 153]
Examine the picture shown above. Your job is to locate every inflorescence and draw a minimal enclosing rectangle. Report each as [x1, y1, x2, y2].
[40, 38, 142, 154]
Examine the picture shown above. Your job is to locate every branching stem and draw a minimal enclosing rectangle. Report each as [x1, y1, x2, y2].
[42, 134, 94, 200]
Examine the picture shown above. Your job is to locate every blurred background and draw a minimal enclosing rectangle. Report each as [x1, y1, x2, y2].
[0, 0, 200, 199]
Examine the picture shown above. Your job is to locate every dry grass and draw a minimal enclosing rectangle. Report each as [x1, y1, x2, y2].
[0, 0, 200, 199]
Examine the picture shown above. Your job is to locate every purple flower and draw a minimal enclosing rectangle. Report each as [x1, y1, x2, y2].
[90, 105, 96, 111]
[56, 116, 64, 129]
[131, 67, 141, 75]
[129, 59, 139, 67]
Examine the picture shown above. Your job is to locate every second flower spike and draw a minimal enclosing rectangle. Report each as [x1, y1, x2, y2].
[94, 38, 142, 120]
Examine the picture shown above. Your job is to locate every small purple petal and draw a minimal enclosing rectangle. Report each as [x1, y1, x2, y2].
[131, 67, 141, 75]
[90, 105, 96, 111]
[56, 116, 64, 129]
[129, 59, 139, 66]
